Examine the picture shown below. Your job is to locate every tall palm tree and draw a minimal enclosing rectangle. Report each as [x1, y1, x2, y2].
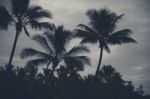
[75, 8, 137, 77]
[0, 0, 52, 66]
[20, 25, 91, 76]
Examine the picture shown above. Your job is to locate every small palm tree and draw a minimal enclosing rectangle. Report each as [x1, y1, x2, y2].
[75, 8, 137, 77]
[0, 0, 52, 66]
[20, 25, 91, 76]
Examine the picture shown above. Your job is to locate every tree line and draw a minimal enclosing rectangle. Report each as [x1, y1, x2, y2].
[0, 64, 149, 99]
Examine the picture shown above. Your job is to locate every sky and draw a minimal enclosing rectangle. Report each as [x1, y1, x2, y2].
[0, 0, 150, 95]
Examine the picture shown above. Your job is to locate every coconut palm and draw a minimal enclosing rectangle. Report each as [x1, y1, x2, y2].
[0, 0, 52, 66]
[75, 8, 137, 77]
[20, 25, 91, 76]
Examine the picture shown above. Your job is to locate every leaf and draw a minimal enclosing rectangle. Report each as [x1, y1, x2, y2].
[64, 56, 91, 71]
[108, 36, 137, 45]
[20, 48, 50, 59]
[0, 6, 13, 29]
[110, 29, 133, 37]
[78, 24, 96, 33]
[26, 59, 48, 67]
[66, 46, 90, 56]
[25, 5, 52, 19]
[23, 26, 30, 37]
[12, 0, 30, 16]
[32, 35, 54, 54]
[28, 20, 53, 30]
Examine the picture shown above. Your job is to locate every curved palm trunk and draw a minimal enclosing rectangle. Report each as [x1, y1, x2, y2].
[8, 30, 20, 66]
[95, 46, 103, 78]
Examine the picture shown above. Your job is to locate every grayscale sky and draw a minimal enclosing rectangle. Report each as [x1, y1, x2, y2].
[0, 0, 150, 95]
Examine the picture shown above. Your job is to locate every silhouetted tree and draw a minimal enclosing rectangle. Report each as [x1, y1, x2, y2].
[20, 25, 91, 76]
[136, 85, 144, 95]
[0, 64, 149, 99]
[75, 8, 137, 77]
[0, 0, 52, 66]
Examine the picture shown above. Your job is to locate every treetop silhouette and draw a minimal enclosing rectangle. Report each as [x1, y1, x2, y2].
[74, 8, 137, 78]
[0, 0, 53, 66]
[20, 25, 91, 76]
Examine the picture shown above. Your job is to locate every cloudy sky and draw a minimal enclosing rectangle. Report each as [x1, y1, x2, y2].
[0, 0, 150, 94]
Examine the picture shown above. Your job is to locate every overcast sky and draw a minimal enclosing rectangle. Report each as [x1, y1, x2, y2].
[0, 0, 150, 95]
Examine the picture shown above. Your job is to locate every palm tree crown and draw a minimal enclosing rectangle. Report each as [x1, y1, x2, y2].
[75, 8, 137, 77]
[20, 25, 91, 75]
[0, 0, 52, 66]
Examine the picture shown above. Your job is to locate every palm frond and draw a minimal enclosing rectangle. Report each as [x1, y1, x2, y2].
[64, 56, 91, 71]
[75, 28, 99, 44]
[110, 29, 132, 37]
[44, 31, 55, 46]
[12, 0, 29, 16]
[54, 25, 73, 54]
[78, 24, 97, 33]
[80, 36, 98, 44]
[86, 9, 100, 25]
[32, 35, 54, 54]
[44, 31, 56, 55]
[20, 48, 50, 59]
[66, 46, 90, 56]
[113, 14, 125, 24]
[56, 26, 73, 46]
[103, 44, 110, 53]
[27, 20, 53, 30]
[86, 9, 104, 32]
[25, 6, 52, 20]
[108, 36, 137, 45]
[86, 8, 118, 34]
[27, 6, 42, 12]
[74, 56, 91, 66]
[74, 29, 97, 38]
[26, 59, 48, 67]
[0, 6, 13, 29]
[23, 26, 30, 37]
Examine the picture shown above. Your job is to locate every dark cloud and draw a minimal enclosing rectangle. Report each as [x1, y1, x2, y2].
[0, 0, 10, 7]
[140, 0, 150, 11]
[0, 0, 7, 6]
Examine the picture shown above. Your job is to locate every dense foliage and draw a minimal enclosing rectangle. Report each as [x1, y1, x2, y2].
[0, 64, 149, 99]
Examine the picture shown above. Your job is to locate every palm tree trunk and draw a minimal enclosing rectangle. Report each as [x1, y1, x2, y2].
[8, 30, 20, 66]
[95, 46, 103, 78]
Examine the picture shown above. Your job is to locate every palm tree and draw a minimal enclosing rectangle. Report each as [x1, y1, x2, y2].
[20, 25, 91, 76]
[75, 8, 137, 78]
[0, 0, 52, 66]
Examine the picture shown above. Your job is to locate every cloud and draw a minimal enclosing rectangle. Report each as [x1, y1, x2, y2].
[0, 0, 11, 8]
[0, 0, 7, 6]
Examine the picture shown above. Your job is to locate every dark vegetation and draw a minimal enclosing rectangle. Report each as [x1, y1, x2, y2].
[0, 0, 149, 99]
[0, 64, 149, 99]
